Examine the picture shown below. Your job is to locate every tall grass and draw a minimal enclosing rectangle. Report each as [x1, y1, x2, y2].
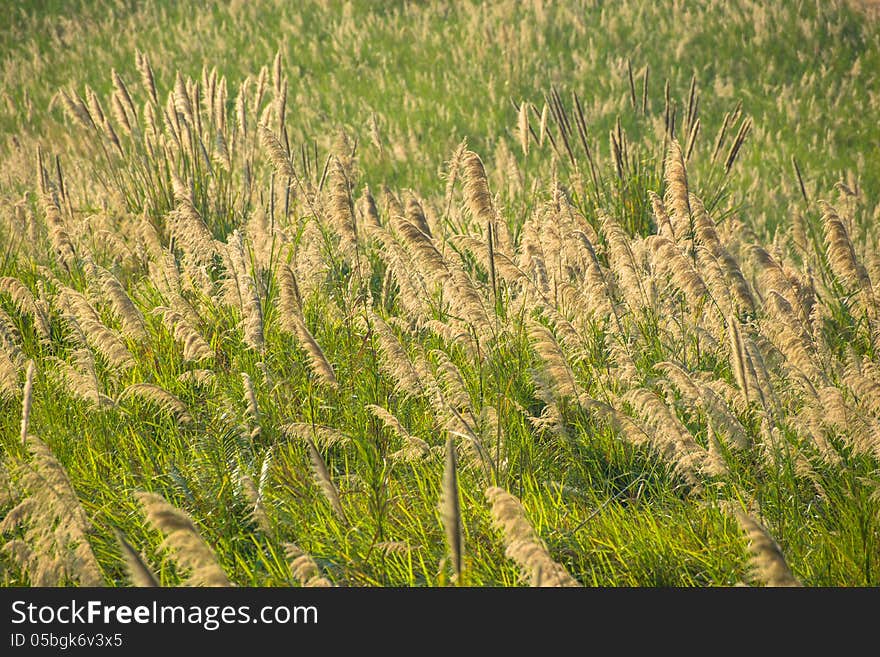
[1, 0, 879, 587]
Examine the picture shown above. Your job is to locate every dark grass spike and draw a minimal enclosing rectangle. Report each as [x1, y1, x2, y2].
[547, 88, 576, 166]
[725, 117, 752, 174]
[711, 111, 732, 164]
[685, 118, 700, 163]
[572, 92, 600, 203]
[664, 79, 671, 137]
[626, 59, 637, 109]
[792, 155, 808, 203]
[440, 434, 463, 583]
[685, 74, 698, 134]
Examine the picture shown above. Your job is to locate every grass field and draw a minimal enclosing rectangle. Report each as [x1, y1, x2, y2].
[1, 0, 880, 587]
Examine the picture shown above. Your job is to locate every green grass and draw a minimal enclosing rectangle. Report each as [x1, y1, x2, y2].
[1, 0, 880, 587]
[2, 1, 878, 224]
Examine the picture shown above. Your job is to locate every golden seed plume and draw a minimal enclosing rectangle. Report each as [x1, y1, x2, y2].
[647, 234, 708, 305]
[275, 263, 303, 323]
[136, 491, 233, 587]
[86, 260, 148, 340]
[177, 369, 216, 386]
[0, 348, 19, 401]
[173, 72, 195, 126]
[282, 422, 350, 449]
[663, 140, 692, 244]
[288, 312, 338, 390]
[622, 388, 706, 485]
[821, 201, 874, 299]
[20, 360, 35, 445]
[1, 437, 104, 586]
[735, 510, 800, 587]
[241, 372, 259, 420]
[50, 347, 115, 409]
[154, 306, 214, 362]
[285, 544, 333, 587]
[443, 139, 468, 214]
[360, 185, 382, 232]
[169, 172, 217, 268]
[529, 319, 580, 400]
[368, 310, 425, 398]
[405, 193, 433, 238]
[600, 211, 648, 309]
[485, 486, 579, 587]
[395, 216, 448, 279]
[0, 277, 51, 339]
[305, 436, 348, 524]
[57, 287, 135, 370]
[58, 88, 96, 131]
[258, 122, 296, 178]
[727, 317, 750, 405]
[237, 471, 270, 533]
[226, 231, 265, 352]
[440, 434, 464, 582]
[656, 361, 749, 450]
[135, 50, 158, 106]
[517, 101, 530, 156]
[461, 149, 512, 254]
[327, 157, 359, 259]
[41, 188, 76, 271]
[119, 383, 193, 425]
[649, 191, 674, 238]
[366, 404, 431, 461]
[115, 529, 160, 587]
